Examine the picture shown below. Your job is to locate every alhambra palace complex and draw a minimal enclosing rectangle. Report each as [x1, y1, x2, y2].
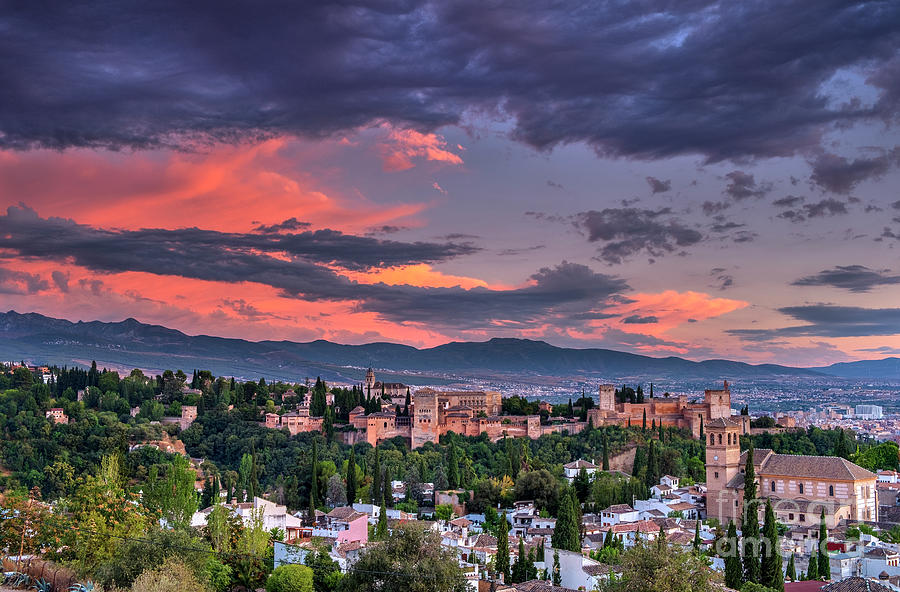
[265, 372, 735, 448]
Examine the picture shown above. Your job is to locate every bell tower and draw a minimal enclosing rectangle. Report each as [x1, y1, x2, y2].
[705, 418, 742, 523]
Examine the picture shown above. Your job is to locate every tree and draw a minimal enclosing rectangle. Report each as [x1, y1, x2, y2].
[833, 429, 848, 460]
[141, 454, 200, 529]
[404, 465, 423, 504]
[371, 446, 382, 504]
[337, 524, 467, 592]
[497, 512, 511, 582]
[131, 558, 208, 592]
[310, 440, 320, 515]
[602, 432, 611, 471]
[433, 464, 449, 492]
[785, 554, 796, 582]
[806, 548, 818, 580]
[743, 445, 760, 584]
[692, 520, 701, 554]
[552, 550, 561, 586]
[552, 490, 580, 552]
[512, 537, 528, 583]
[375, 503, 388, 540]
[326, 474, 347, 507]
[346, 446, 358, 504]
[595, 539, 718, 592]
[267, 564, 314, 592]
[760, 500, 784, 591]
[574, 467, 591, 503]
[724, 521, 743, 590]
[305, 547, 343, 592]
[448, 441, 460, 489]
[515, 469, 560, 512]
[818, 510, 829, 580]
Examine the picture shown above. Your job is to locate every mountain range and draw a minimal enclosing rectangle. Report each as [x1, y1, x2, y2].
[0, 310, 897, 384]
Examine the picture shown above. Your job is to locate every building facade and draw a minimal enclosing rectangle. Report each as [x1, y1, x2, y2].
[705, 417, 877, 527]
[588, 381, 733, 437]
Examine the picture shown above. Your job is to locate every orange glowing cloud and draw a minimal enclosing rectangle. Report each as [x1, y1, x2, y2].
[341, 263, 491, 289]
[607, 290, 748, 336]
[377, 124, 464, 172]
[0, 137, 428, 234]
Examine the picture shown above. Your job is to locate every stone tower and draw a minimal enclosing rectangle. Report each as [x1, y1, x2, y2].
[365, 368, 375, 392]
[597, 384, 616, 411]
[705, 417, 743, 523]
[704, 380, 732, 419]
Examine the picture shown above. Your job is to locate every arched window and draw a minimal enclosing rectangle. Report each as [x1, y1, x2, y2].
[710, 434, 714, 445]
[798, 483, 804, 494]
[829, 485, 834, 496]
[718, 433, 722, 445]
[771, 481, 776, 492]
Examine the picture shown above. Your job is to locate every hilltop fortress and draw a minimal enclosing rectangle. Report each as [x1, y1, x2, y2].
[266, 372, 735, 447]
[587, 380, 734, 438]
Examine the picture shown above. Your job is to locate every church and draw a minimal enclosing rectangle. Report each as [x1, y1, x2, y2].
[705, 416, 877, 528]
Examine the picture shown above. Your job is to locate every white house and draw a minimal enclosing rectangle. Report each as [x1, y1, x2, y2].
[599, 504, 640, 527]
[564, 459, 598, 482]
[192, 497, 306, 541]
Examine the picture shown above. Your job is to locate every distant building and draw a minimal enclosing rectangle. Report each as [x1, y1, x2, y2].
[855, 405, 884, 420]
[364, 368, 409, 406]
[180, 405, 197, 431]
[588, 380, 735, 438]
[563, 459, 598, 482]
[705, 416, 877, 526]
[45, 407, 68, 425]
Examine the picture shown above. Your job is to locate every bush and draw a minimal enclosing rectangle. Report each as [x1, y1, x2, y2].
[741, 583, 778, 592]
[131, 558, 208, 592]
[266, 564, 314, 592]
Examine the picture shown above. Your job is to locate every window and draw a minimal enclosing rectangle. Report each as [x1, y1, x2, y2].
[710, 434, 714, 445]
[798, 483, 804, 494]
[714, 471, 719, 479]
[718, 434, 722, 445]
[771, 481, 776, 492]
[789, 513, 795, 521]
[829, 485, 834, 496]
[799, 514, 805, 522]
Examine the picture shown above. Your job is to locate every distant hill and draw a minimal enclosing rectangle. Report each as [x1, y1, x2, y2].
[0, 310, 848, 385]
[813, 357, 900, 379]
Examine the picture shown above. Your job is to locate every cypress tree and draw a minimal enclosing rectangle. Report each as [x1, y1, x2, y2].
[375, 502, 388, 540]
[818, 510, 829, 579]
[699, 416, 705, 441]
[512, 537, 527, 583]
[761, 500, 784, 591]
[743, 443, 760, 583]
[497, 512, 511, 583]
[693, 519, 701, 554]
[786, 553, 796, 582]
[346, 446, 358, 504]
[552, 490, 580, 552]
[310, 440, 319, 516]
[552, 550, 561, 586]
[724, 521, 743, 590]
[658, 421, 664, 441]
[642, 408, 647, 431]
[602, 432, 610, 471]
[382, 467, 392, 508]
[372, 446, 382, 505]
[448, 441, 460, 489]
[807, 548, 818, 580]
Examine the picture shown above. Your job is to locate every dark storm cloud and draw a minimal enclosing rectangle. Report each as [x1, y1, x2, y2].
[0, 206, 629, 329]
[622, 314, 658, 324]
[729, 305, 900, 340]
[772, 195, 804, 208]
[0, 1, 897, 161]
[51, 270, 70, 293]
[793, 265, 900, 292]
[777, 198, 849, 222]
[253, 218, 312, 234]
[724, 171, 771, 200]
[575, 208, 703, 264]
[645, 177, 671, 194]
[809, 149, 900, 194]
[0, 267, 49, 295]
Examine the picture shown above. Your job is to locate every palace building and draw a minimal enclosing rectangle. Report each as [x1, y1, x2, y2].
[588, 380, 733, 437]
[705, 417, 877, 527]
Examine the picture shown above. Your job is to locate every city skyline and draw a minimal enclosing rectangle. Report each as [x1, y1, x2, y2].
[1, 1, 899, 366]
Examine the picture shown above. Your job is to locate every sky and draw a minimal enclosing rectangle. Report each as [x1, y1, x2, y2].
[0, 0, 899, 366]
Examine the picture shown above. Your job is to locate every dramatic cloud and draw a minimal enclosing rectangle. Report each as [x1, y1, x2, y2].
[575, 208, 703, 264]
[793, 265, 900, 292]
[0, 206, 631, 330]
[777, 198, 849, 222]
[0, 266, 49, 295]
[645, 177, 671, 194]
[622, 314, 658, 324]
[809, 149, 900, 194]
[724, 171, 770, 200]
[253, 218, 312, 234]
[0, 1, 897, 162]
[730, 305, 900, 340]
[51, 270, 70, 293]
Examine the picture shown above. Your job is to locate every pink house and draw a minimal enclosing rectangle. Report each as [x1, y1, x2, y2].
[313, 506, 369, 544]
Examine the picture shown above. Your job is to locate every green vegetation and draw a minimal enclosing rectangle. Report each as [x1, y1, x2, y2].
[267, 564, 315, 592]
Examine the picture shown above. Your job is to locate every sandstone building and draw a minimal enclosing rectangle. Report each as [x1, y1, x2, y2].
[588, 380, 733, 437]
[705, 416, 877, 527]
